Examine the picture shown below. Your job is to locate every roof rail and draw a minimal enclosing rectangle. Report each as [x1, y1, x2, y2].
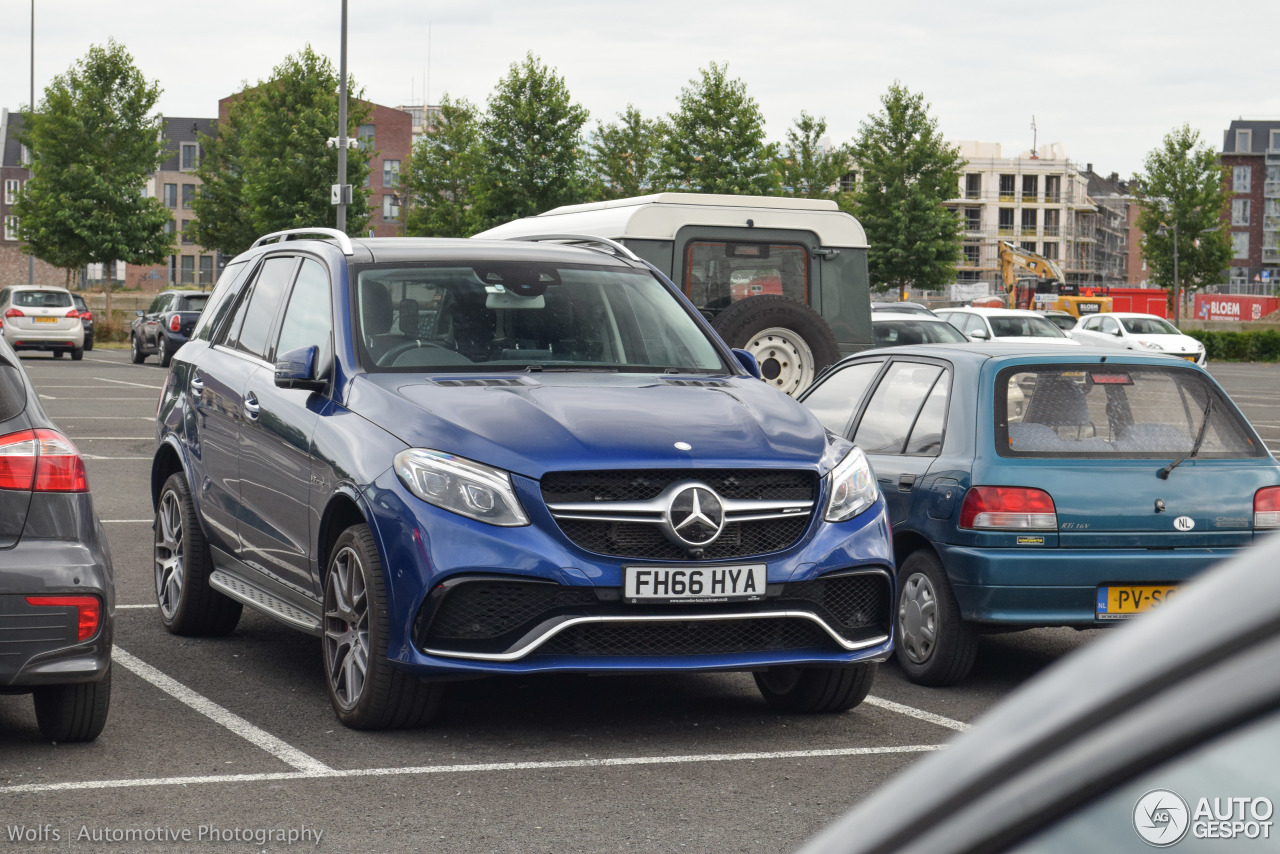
[505, 233, 641, 262]
[252, 227, 354, 256]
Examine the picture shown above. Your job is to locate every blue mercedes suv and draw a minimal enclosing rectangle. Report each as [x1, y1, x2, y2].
[150, 228, 892, 729]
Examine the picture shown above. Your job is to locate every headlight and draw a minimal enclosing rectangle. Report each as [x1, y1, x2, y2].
[394, 449, 529, 526]
[825, 447, 880, 522]
[1138, 340, 1164, 351]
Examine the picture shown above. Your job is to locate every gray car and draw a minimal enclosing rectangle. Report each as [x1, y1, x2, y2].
[0, 335, 113, 741]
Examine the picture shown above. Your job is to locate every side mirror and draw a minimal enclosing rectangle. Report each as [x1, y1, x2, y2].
[274, 345, 326, 391]
[732, 348, 762, 380]
[969, 328, 990, 340]
[1113, 329, 1124, 337]
[135, 310, 144, 317]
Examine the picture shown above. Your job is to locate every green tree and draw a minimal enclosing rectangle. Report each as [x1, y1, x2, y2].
[1134, 124, 1232, 305]
[589, 105, 668, 199]
[192, 46, 372, 255]
[849, 82, 964, 297]
[778, 111, 849, 199]
[478, 53, 591, 226]
[660, 62, 779, 195]
[403, 96, 485, 237]
[14, 39, 173, 316]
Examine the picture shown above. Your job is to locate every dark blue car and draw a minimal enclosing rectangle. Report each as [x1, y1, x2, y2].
[800, 343, 1280, 686]
[150, 228, 894, 729]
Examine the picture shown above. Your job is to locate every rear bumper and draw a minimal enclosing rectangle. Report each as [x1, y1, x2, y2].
[2, 323, 85, 349]
[0, 538, 114, 688]
[937, 544, 1240, 625]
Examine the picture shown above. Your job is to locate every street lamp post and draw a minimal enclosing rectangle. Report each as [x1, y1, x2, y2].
[1157, 222, 1181, 326]
[28, 0, 34, 285]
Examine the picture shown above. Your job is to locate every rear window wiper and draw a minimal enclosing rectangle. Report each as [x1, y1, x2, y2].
[1158, 396, 1214, 480]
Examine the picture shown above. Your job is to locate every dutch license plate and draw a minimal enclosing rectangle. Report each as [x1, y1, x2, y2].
[1096, 585, 1177, 620]
[624, 564, 766, 603]
[33, 316, 57, 324]
[1183, 356, 1198, 362]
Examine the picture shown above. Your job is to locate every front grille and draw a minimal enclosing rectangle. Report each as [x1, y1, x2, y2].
[541, 470, 816, 503]
[780, 573, 891, 642]
[536, 618, 833, 657]
[556, 516, 809, 561]
[426, 580, 597, 643]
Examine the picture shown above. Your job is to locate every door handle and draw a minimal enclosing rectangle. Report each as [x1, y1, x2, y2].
[898, 474, 917, 492]
[189, 374, 205, 394]
[244, 393, 260, 420]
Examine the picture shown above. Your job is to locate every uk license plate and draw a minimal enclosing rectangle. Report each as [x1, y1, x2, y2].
[624, 564, 766, 603]
[33, 316, 57, 324]
[1096, 585, 1177, 620]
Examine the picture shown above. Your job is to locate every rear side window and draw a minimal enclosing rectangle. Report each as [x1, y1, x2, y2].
[999, 366, 1264, 458]
[0, 360, 28, 421]
[802, 360, 885, 436]
[682, 241, 809, 310]
[854, 362, 947, 454]
[14, 290, 72, 309]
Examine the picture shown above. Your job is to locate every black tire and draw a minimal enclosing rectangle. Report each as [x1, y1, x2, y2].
[323, 524, 443, 729]
[52, 350, 64, 358]
[158, 335, 172, 368]
[711, 295, 841, 396]
[154, 471, 242, 636]
[33, 664, 111, 742]
[71, 346, 84, 361]
[130, 334, 145, 364]
[754, 663, 876, 713]
[84, 333, 94, 351]
[895, 549, 978, 687]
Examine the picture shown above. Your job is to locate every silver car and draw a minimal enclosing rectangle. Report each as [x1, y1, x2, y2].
[0, 285, 87, 360]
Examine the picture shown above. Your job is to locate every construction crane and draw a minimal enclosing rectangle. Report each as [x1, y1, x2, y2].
[997, 241, 1112, 317]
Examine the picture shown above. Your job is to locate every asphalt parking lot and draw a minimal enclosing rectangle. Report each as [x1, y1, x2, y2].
[1, 349, 1276, 854]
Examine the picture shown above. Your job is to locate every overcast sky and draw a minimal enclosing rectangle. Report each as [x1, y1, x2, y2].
[2, 0, 1278, 179]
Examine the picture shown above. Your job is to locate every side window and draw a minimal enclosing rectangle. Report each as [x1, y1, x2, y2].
[197, 262, 249, 342]
[961, 314, 986, 336]
[904, 370, 951, 455]
[1099, 316, 1118, 335]
[801, 360, 885, 436]
[231, 257, 297, 359]
[1081, 316, 1098, 331]
[147, 294, 168, 314]
[274, 259, 334, 370]
[853, 362, 945, 454]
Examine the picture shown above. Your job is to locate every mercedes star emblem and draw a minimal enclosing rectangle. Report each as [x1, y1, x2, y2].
[663, 485, 726, 548]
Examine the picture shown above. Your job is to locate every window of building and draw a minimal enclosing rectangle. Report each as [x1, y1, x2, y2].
[181, 221, 194, 245]
[1041, 242, 1059, 260]
[180, 255, 195, 284]
[357, 124, 376, 151]
[164, 183, 177, 207]
[1044, 175, 1061, 203]
[998, 208, 1015, 235]
[383, 159, 400, 187]
[1043, 208, 1060, 236]
[839, 171, 857, 193]
[19, 145, 30, 166]
[3, 179, 18, 205]
[182, 184, 195, 209]
[1236, 129, 1252, 152]
[3, 216, 17, 241]
[962, 244, 980, 265]
[965, 174, 981, 199]
[1021, 175, 1038, 201]
[999, 174, 1016, 201]
[1233, 199, 1251, 226]
[1234, 165, 1252, 193]
[1232, 231, 1250, 258]
[382, 194, 400, 221]
[1020, 241, 1036, 253]
[964, 207, 981, 231]
[1230, 266, 1249, 285]
[164, 219, 176, 237]
[181, 142, 198, 171]
[1021, 208, 1037, 232]
[199, 255, 214, 286]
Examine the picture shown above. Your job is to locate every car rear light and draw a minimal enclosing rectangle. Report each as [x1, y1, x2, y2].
[66, 308, 80, 318]
[1255, 486, 1280, 529]
[0, 429, 88, 492]
[960, 486, 1057, 530]
[3, 308, 22, 318]
[170, 314, 181, 332]
[25, 595, 101, 641]
[81, 311, 92, 321]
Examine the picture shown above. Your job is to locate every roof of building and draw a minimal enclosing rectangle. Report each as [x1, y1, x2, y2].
[1, 110, 27, 169]
[159, 117, 216, 171]
[1222, 119, 1280, 154]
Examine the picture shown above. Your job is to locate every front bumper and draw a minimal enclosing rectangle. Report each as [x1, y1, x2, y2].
[938, 543, 1240, 625]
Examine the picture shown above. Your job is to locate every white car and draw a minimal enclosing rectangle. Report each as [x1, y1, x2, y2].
[933, 307, 1081, 345]
[870, 311, 970, 346]
[1070, 312, 1206, 365]
[0, 285, 86, 360]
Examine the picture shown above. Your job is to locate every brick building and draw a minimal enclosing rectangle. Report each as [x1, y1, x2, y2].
[1221, 119, 1280, 288]
[0, 109, 69, 286]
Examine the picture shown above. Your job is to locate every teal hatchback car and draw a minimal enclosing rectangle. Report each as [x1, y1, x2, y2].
[801, 343, 1280, 686]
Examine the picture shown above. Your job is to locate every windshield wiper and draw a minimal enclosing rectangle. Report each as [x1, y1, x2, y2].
[524, 364, 619, 372]
[1158, 396, 1214, 480]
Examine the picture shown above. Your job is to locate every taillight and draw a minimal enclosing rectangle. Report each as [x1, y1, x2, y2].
[0, 429, 88, 492]
[25, 595, 101, 641]
[1255, 487, 1280, 529]
[82, 311, 92, 321]
[169, 314, 181, 332]
[66, 308, 80, 318]
[3, 308, 22, 318]
[960, 486, 1057, 530]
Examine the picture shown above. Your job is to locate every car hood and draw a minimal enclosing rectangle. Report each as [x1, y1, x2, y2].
[1129, 332, 1202, 352]
[992, 336, 1081, 345]
[347, 373, 831, 478]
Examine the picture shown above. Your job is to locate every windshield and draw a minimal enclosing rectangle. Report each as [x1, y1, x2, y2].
[873, 319, 967, 346]
[1121, 316, 1179, 335]
[353, 262, 727, 373]
[990, 315, 1068, 338]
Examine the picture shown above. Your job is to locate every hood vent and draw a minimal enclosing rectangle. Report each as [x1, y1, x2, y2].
[662, 378, 728, 388]
[432, 377, 529, 388]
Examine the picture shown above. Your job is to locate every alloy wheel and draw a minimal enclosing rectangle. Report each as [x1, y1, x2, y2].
[324, 546, 370, 711]
[154, 489, 185, 619]
[898, 571, 939, 665]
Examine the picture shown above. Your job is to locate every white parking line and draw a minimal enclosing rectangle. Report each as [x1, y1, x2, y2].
[48, 416, 154, 420]
[116, 603, 157, 609]
[97, 377, 165, 390]
[102, 519, 153, 524]
[865, 696, 970, 731]
[112, 648, 333, 775]
[0, 744, 945, 795]
[82, 455, 152, 460]
[65, 436, 154, 440]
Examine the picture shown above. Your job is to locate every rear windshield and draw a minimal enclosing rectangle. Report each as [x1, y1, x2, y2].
[990, 315, 1067, 338]
[176, 294, 210, 312]
[997, 365, 1263, 458]
[873, 319, 967, 346]
[1120, 317, 1178, 335]
[14, 290, 72, 309]
[353, 262, 727, 373]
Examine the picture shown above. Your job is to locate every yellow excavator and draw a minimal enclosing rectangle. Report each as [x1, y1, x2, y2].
[997, 241, 1112, 317]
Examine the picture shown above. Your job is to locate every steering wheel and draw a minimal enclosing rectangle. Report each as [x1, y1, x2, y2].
[375, 340, 446, 367]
